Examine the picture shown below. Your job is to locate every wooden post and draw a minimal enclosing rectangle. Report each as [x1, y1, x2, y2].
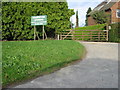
[36, 31, 40, 40]
[98, 31, 100, 41]
[106, 24, 109, 41]
[58, 34, 60, 40]
[90, 31, 92, 41]
[43, 25, 44, 40]
[72, 30, 74, 40]
[44, 31, 48, 39]
[82, 31, 83, 41]
[60, 34, 62, 40]
[34, 25, 36, 40]
[106, 30, 109, 41]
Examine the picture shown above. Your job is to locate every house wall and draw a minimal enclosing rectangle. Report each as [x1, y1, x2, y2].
[110, 1, 120, 23]
[88, 16, 97, 26]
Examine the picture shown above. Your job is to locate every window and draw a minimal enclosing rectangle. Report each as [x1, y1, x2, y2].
[116, 9, 120, 18]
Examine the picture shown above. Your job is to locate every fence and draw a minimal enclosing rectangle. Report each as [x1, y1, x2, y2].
[60, 29, 109, 41]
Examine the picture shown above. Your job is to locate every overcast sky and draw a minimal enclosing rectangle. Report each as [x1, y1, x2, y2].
[67, 0, 105, 27]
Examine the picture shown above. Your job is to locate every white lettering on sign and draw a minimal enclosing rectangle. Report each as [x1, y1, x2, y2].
[32, 16, 46, 18]
[31, 15, 47, 25]
[34, 19, 44, 21]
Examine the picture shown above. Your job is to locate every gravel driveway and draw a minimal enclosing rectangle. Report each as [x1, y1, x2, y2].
[13, 41, 118, 88]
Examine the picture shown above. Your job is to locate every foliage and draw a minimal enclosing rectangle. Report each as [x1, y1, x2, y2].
[85, 7, 92, 26]
[108, 22, 120, 43]
[2, 2, 74, 40]
[2, 40, 85, 87]
[91, 11, 110, 24]
[76, 10, 79, 28]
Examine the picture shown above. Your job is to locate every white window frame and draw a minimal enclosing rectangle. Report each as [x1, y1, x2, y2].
[116, 9, 120, 18]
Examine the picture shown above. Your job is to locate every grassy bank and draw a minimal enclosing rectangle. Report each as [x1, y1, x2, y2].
[74, 24, 106, 30]
[63, 24, 106, 41]
[74, 24, 106, 41]
[2, 40, 86, 87]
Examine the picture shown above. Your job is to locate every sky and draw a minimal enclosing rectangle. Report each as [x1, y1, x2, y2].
[67, 0, 105, 27]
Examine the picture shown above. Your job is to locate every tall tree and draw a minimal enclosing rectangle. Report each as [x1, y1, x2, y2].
[85, 7, 92, 26]
[76, 10, 79, 28]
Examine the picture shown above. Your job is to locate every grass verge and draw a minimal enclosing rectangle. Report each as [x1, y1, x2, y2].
[74, 24, 106, 30]
[74, 24, 107, 41]
[2, 40, 86, 87]
[63, 24, 107, 41]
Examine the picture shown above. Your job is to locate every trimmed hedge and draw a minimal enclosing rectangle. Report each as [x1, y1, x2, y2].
[108, 22, 120, 43]
[2, 2, 74, 40]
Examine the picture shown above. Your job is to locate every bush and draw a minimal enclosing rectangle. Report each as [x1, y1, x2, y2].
[91, 11, 110, 24]
[108, 22, 120, 43]
[2, 2, 74, 40]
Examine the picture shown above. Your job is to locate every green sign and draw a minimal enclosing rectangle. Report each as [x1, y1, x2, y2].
[31, 15, 47, 25]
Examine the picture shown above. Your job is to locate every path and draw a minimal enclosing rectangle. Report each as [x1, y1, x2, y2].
[13, 41, 118, 88]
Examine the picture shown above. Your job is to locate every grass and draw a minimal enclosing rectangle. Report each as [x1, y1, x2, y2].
[2, 40, 86, 87]
[74, 24, 106, 30]
[63, 24, 107, 41]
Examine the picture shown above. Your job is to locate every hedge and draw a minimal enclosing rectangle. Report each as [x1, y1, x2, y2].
[108, 22, 120, 43]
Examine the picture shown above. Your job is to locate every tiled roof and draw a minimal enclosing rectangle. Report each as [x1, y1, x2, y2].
[88, 0, 119, 15]
[101, 2, 116, 10]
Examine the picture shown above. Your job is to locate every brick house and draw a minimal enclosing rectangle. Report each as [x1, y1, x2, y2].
[87, 0, 120, 26]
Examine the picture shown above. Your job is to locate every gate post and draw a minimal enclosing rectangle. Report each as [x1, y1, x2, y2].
[72, 30, 75, 40]
[106, 30, 109, 41]
[60, 34, 62, 40]
[58, 34, 60, 40]
[106, 24, 109, 41]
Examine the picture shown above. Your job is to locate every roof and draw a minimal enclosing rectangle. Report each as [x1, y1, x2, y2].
[88, 0, 119, 15]
[101, 2, 116, 10]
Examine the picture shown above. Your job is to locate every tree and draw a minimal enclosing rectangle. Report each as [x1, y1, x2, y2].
[76, 10, 79, 28]
[91, 10, 110, 24]
[2, 2, 74, 40]
[85, 7, 92, 26]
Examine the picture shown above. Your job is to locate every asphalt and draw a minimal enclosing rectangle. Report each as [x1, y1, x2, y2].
[12, 41, 118, 88]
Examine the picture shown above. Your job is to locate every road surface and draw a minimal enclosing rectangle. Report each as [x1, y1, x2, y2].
[12, 41, 118, 88]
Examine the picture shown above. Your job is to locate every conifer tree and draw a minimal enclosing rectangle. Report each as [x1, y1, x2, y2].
[85, 7, 92, 26]
[76, 10, 79, 28]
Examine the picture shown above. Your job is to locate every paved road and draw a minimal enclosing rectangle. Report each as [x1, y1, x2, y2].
[13, 41, 118, 88]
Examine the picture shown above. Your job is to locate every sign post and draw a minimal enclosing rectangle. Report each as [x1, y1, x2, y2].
[31, 15, 47, 40]
[34, 25, 36, 40]
[43, 25, 44, 40]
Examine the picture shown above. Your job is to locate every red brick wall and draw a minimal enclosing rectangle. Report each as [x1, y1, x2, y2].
[88, 16, 97, 26]
[110, 1, 120, 23]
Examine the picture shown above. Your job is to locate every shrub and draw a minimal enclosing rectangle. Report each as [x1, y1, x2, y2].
[108, 22, 120, 43]
[91, 11, 110, 24]
[2, 2, 74, 40]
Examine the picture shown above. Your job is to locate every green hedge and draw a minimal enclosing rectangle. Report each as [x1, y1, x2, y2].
[108, 22, 120, 43]
[2, 2, 74, 40]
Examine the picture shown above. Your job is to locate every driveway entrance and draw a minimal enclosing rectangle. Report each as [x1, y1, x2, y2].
[13, 42, 118, 88]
